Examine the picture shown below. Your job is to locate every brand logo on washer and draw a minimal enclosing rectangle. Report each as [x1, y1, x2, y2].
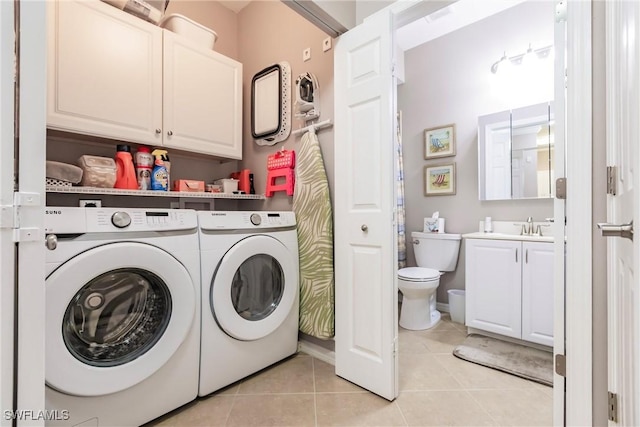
[45, 210, 62, 215]
[211, 213, 226, 216]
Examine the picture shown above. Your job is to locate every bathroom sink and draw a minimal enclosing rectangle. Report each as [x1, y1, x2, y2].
[462, 231, 554, 242]
[462, 220, 555, 242]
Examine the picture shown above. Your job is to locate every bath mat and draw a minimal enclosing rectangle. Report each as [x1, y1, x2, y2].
[453, 334, 553, 386]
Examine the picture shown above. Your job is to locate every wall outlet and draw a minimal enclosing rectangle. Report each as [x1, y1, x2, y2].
[322, 37, 332, 52]
[302, 47, 311, 62]
[79, 199, 102, 207]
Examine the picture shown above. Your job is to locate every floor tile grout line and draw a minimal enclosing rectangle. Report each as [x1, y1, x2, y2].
[311, 357, 318, 427]
[462, 387, 501, 425]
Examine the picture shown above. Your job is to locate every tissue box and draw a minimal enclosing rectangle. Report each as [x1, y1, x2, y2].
[173, 179, 205, 192]
[424, 218, 439, 233]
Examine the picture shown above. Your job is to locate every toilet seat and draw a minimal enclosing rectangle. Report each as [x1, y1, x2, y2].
[398, 267, 440, 282]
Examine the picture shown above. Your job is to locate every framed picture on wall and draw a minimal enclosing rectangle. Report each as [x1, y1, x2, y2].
[424, 124, 456, 159]
[424, 163, 456, 196]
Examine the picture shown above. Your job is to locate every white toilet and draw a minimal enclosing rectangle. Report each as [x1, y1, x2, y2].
[398, 231, 462, 330]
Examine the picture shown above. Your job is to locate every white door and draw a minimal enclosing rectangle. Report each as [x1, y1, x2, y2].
[0, 1, 16, 418]
[604, 1, 639, 424]
[334, 9, 398, 401]
[2, 1, 46, 425]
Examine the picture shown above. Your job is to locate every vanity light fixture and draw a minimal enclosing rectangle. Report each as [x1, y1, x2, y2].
[490, 43, 553, 74]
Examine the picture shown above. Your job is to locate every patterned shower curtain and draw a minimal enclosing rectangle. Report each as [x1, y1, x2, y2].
[292, 130, 335, 339]
[397, 111, 407, 269]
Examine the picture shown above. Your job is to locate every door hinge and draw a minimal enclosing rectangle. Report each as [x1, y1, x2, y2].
[607, 166, 617, 195]
[608, 391, 618, 422]
[555, 178, 567, 199]
[2, 192, 42, 242]
[554, 354, 566, 377]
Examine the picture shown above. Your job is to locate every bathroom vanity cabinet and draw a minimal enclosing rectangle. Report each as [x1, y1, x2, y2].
[465, 238, 554, 347]
[47, 0, 242, 159]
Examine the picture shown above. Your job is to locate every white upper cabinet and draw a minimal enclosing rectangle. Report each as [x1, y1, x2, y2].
[163, 31, 242, 159]
[47, 0, 163, 145]
[47, 0, 242, 160]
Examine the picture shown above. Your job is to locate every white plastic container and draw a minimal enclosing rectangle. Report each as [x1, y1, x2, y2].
[160, 14, 218, 50]
[213, 178, 238, 193]
[448, 289, 466, 324]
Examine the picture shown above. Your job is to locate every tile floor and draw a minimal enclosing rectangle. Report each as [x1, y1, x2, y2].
[147, 314, 552, 426]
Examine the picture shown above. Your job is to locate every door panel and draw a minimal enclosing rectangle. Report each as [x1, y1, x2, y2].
[334, 9, 398, 401]
[606, 2, 639, 424]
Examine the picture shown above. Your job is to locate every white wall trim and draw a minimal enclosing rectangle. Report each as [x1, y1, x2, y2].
[298, 340, 335, 366]
[565, 0, 593, 424]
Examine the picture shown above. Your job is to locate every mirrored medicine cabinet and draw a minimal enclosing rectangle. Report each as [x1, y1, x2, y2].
[478, 102, 554, 201]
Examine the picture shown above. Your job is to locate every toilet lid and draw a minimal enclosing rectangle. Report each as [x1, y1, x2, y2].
[398, 267, 440, 281]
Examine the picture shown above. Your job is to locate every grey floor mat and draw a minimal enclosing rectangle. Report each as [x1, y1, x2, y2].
[453, 333, 553, 386]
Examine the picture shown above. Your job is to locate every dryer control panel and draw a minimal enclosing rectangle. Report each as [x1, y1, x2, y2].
[198, 211, 296, 231]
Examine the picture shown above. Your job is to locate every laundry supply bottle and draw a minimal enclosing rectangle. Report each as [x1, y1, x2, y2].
[114, 144, 138, 190]
[135, 146, 154, 190]
[150, 149, 169, 191]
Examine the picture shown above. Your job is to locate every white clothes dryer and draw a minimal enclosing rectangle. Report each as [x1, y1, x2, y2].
[44, 207, 200, 427]
[198, 211, 299, 396]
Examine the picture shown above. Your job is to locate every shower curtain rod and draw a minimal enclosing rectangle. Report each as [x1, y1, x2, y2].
[292, 119, 333, 136]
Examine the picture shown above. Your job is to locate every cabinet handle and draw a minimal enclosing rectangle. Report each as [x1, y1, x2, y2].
[167, 130, 173, 136]
[515, 248, 518, 263]
[526, 249, 529, 264]
[155, 128, 161, 134]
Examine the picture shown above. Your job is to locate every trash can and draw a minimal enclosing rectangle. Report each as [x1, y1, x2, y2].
[448, 289, 466, 324]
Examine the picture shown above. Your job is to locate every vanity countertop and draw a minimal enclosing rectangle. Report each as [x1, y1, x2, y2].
[462, 231, 554, 243]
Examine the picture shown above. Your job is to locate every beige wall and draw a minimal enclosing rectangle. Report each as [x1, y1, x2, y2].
[236, 1, 335, 212]
[165, 0, 239, 59]
[398, 2, 555, 303]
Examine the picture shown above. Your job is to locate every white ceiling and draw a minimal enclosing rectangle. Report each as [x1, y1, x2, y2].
[396, 0, 528, 51]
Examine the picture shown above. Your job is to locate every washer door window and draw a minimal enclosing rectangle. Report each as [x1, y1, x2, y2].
[46, 242, 196, 397]
[212, 235, 297, 341]
[62, 268, 171, 367]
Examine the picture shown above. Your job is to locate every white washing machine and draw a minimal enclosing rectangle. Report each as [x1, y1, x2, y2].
[198, 211, 299, 396]
[44, 207, 200, 427]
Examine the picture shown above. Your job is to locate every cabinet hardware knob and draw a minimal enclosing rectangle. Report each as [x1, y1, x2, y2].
[167, 130, 173, 136]
[361, 224, 368, 232]
[155, 128, 161, 134]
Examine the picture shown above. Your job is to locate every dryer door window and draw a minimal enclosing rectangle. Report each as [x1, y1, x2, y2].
[231, 254, 284, 321]
[212, 235, 297, 341]
[62, 268, 171, 367]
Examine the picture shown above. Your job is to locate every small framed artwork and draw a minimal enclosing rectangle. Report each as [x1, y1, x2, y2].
[424, 163, 456, 196]
[424, 124, 456, 159]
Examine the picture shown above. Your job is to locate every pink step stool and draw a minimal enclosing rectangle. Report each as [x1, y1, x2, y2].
[266, 149, 295, 197]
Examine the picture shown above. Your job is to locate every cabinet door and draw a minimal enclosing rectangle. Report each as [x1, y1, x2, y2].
[521, 241, 554, 346]
[163, 31, 242, 159]
[47, 0, 162, 145]
[465, 239, 522, 338]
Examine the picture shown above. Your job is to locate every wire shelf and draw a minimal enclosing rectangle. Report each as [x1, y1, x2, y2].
[46, 186, 265, 200]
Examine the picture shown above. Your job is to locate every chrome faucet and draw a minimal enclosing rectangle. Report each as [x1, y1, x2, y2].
[526, 216, 534, 235]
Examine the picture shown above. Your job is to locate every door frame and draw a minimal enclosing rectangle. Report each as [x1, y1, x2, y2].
[344, 0, 593, 421]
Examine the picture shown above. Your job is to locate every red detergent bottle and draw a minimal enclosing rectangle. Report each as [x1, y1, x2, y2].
[114, 144, 138, 190]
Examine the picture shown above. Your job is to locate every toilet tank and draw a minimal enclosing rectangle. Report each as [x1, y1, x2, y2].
[411, 231, 461, 272]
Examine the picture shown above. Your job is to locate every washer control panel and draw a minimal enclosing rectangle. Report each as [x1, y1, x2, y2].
[44, 207, 198, 233]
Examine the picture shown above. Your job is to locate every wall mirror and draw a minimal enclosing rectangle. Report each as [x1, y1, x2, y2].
[478, 102, 554, 200]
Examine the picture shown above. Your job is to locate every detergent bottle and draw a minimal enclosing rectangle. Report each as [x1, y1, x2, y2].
[114, 144, 138, 190]
[150, 149, 169, 191]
